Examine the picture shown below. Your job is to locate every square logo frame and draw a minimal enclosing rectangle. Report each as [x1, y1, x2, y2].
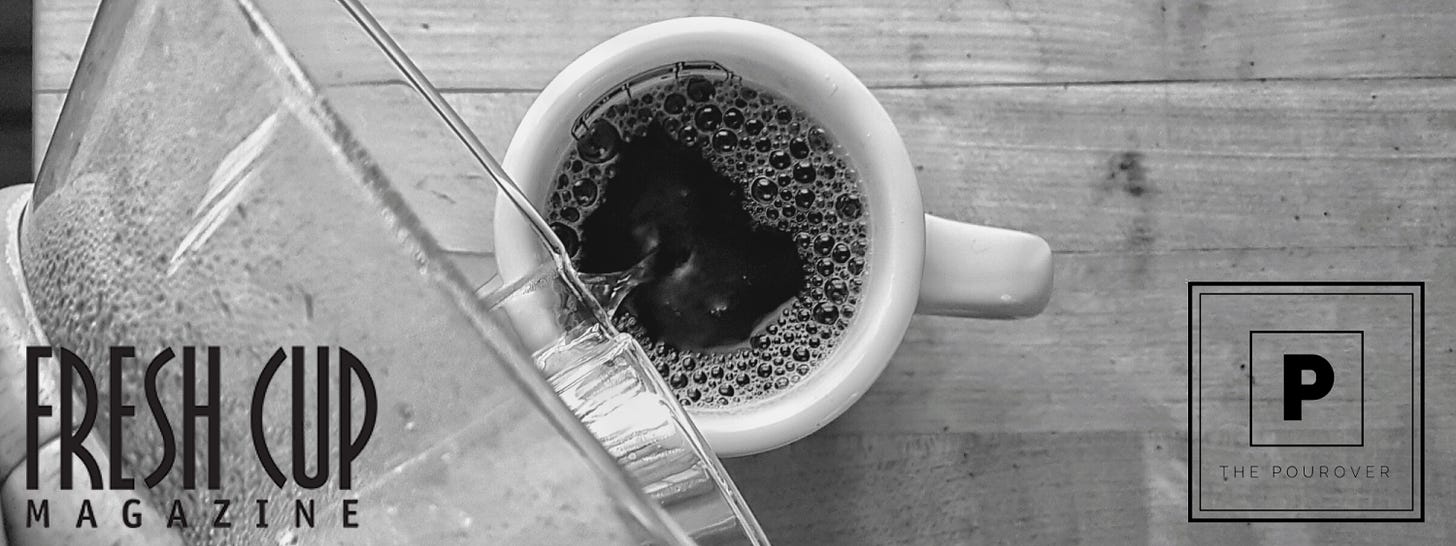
[1248, 329, 1363, 447]
[1188, 281, 1424, 523]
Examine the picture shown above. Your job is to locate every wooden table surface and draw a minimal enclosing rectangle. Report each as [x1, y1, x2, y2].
[32, 0, 1456, 544]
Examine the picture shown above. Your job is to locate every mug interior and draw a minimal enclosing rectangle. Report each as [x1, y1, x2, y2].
[498, 17, 924, 456]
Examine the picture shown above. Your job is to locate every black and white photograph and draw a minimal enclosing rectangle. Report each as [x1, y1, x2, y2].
[0, 0, 1451, 544]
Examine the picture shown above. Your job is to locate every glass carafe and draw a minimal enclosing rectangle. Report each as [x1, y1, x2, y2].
[2, 0, 768, 544]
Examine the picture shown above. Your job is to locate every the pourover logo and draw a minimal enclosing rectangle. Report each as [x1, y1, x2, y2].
[1188, 282, 1423, 522]
[23, 346, 378, 530]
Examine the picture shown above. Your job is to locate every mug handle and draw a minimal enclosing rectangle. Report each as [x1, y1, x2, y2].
[917, 214, 1053, 318]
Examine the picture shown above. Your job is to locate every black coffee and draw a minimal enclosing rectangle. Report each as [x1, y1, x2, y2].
[546, 64, 869, 408]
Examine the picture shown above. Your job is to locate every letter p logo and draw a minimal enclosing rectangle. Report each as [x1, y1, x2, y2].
[1283, 354, 1334, 420]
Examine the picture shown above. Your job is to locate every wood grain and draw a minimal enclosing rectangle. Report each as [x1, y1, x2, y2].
[728, 247, 1454, 544]
[846, 246, 1453, 434]
[727, 428, 1454, 545]
[39, 76, 1456, 252]
[33, 84, 1456, 432]
[34, 0, 1456, 92]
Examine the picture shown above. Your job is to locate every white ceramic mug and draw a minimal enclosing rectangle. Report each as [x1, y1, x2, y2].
[497, 17, 1053, 457]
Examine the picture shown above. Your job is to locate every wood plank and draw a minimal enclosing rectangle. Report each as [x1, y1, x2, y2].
[725, 430, 1454, 545]
[725, 431, 1155, 545]
[894, 78, 1456, 254]
[40, 93, 1449, 437]
[35, 0, 1456, 93]
[36, 77, 1456, 250]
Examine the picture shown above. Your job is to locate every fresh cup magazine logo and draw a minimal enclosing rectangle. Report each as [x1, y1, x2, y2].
[1188, 282, 1424, 522]
[22, 346, 378, 530]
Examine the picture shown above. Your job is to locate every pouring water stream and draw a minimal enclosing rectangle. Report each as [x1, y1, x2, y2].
[332, 0, 653, 317]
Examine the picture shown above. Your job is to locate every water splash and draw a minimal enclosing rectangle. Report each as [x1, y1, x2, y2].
[577, 250, 657, 317]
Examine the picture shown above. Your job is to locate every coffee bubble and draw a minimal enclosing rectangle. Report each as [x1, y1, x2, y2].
[769, 150, 792, 169]
[813, 234, 835, 255]
[791, 233, 813, 251]
[751, 177, 778, 203]
[789, 137, 810, 159]
[793, 162, 816, 183]
[694, 105, 722, 131]
[712, 129, 738, 152]
[723, 108, 744, 129]
[808, 127, 831, 151]
[794, 188, 816, 208]
[571, 178, 598, 207]
[812, 302, 839, 325]
[685, 78, 715, 102]
[825, 278, 849, 303]
[775, 106, 793, 124]
[835, 194, 862, 219]
[815, 257, 836, 276]
[664, 93, 687, 114]
[576, 120, 621, 163]
[677, 127, 698, 147]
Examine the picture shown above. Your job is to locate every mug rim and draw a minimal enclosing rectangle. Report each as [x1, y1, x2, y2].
[498, 16, 924, 457]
